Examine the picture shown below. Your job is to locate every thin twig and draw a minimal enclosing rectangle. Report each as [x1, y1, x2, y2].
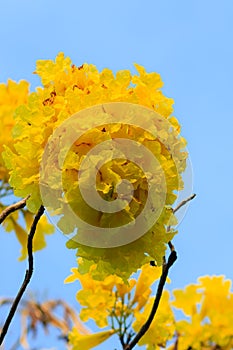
[166, 193, 196, 253]
[124, 250, 177, 350]
[173, 193, 196, 214]
[0, 205, 45, 345]
[0, 196, 30, 224]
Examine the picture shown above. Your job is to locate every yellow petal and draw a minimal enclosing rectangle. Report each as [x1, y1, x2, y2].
[69, 328, 115, 350]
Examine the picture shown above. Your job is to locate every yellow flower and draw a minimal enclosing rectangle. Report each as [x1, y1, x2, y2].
[65, 259, 167, 334]
[173, 275, 233, 349]
[1, 204, 54, 260]
[175, 315, 211, 350]
[0, 79, 54, 259]
[65, 264, 118, 327]
[69, 328, 115, 350]
[172, 284, 202, 317]
[132, 264, 164, 310]
[0, 79, 29, 181]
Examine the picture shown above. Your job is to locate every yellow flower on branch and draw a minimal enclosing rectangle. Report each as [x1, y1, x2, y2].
[132, 291, 175, 350]
[66, 268, 233, 350]
[132, 263, 169, 310]
[3, 53, 188, 279]
[65, 260, 163, 332]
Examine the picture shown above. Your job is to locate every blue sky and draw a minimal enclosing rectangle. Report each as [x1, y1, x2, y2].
[0, 0, 233, 349]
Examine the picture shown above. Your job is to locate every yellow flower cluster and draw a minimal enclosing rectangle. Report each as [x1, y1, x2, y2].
[172, 275, 233, 350]
[66, 262, 173, 349]
[3, 53, 187, 278]
[65, 258, 138, 328]
[68, 272, 233, 350]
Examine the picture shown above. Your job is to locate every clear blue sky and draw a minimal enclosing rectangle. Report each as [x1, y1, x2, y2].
[0, 1, 233, 349]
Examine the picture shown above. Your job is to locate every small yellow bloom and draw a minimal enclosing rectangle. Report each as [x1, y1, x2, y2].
[173, 275, 233, 349]
[133, 264, 163, 310]
[69, 328, 115, 350]
[172, 284, 202, 317]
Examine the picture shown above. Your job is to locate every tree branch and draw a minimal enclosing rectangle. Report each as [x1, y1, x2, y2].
[166, 193, 196, 252]
[0, 196, 30, 224]
[0, 205, 45, 346]
[138, 195, 195, 348]
[173, 193, 196, 214]
[125, 250, 177, 350]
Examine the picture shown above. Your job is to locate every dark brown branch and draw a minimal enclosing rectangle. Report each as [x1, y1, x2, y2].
[0, 196, 30, 224]
[173, 194, 196, 214]
[168, 240, 175, 252]
[0, 205, 45, 346]
[125, 250, 177, 350]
